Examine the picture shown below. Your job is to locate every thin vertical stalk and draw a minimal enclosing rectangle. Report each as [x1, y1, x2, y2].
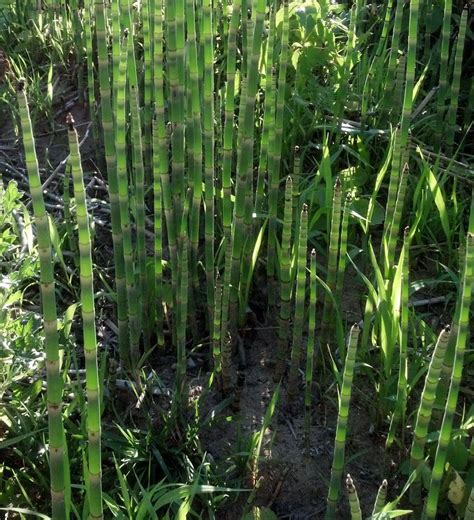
[115, 31, 140, 363]
[287, 204, 308, 402]
[434, 0, 453, 149]
[67, 114, 102, 519]
[386, 228, 409, 447]
[346, 475, 362, 520]
[326, 324, 360, 520]
[203, 0, 215, 335]
[267, 0, 289, 308]
[221, 0, 240, 240]
[94, 0, 128, 367]
[304, 249, 317, 449]
[17, 80, 70, 519]
[409, 325, 451, 511]
[274, 177, 295, 379]
[445, 8, 467, 154]
[372, 480, 388, 516]
[425, 230, 474, 519]
[321, 177, 343, 343]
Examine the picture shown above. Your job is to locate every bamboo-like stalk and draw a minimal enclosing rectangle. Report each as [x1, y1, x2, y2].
[17, 80, 70, 519]
[203, 0, 215, 335]
[321, 177, 343, 343]
[212, 273, 223, 377]
[386, 227, 409, 448]
[304, 249, 317, 449]
[228, 0, 266, 327]
[220, 238, 234, 395]
[127, 20, 147, 348]
[115, 30, 140, 363]
[221, 0, 240, 240]
[176, 191, 191, 395]
[154, 0, 178, 294]
[445, 8, 467, 154]
[335, 193, 350, 306]
[186, 0, 204, 287]
[372, 479, 388, 516]
[254, 0, 276, 217]
[287, 204, 308, 403]
[385, 0, 404, 94]
[434, 0, 453, 149]
[274, 176, 294, 380]
[409, 324, 451, 511]
[66, 114, 102, 519]
[267, 0, 289, 308]
[94, 0, 128, 367]
[152, 0, 166, 347]
[425, 230, 474, 519]
[345, 475, 362, 520]
[326, 324, 360, 520]
[141, 0, 154, 183]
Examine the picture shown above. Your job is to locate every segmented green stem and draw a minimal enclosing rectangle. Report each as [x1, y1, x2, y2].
[275, 177, 294, 379]
[425, 229, 474, 519]
[221, 0, 240, 240]
[409, 325, 451, 510]
[115, 31, 140, 363]
[186, 0, 203, 282]
[267, 0, 289, 306]
[321, 177, 343, 343]
[254, 1, 276, 216]
[94, 0, 128, 366]
[212, 273, 223, 375]
[434, 0, 453, 149]
[335, 194, 350, 306]
[346, 475, 362, 520]
[67, 115, 103, 519]
[127, 22, 147, 348]
[220, 238, 234, 395]
[326, 324, 360, 520]
[372, 479, 388, 516]
[386, 228, 410, 448]
[203, 0, 215, 334]
[17, 81, 70, 519]
[304, 249, 317, 449]
[288, 204, 308, 402]
[445, 8, 467, 154]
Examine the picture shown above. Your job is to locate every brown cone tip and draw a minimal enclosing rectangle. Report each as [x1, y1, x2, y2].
[17, 78, 25, 92]
[302, 203, 308, 213]
[294, 145, 300, 155]
[381, 479, 388, 488]
[66, 113, 75, 130]
[335, 176, 342, 188]
[311, 248, 316, 255]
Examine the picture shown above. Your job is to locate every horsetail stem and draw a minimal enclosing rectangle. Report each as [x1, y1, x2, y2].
[386, 227, 410, 448]
[17, 80, 70, 519]
[287, 204, 308, 403]
[345, 475, 362, 520]
[372, 479, 388, 516]
[94, 0, 128, 366]
[221, 0, 240, 240]
[203, 0, 215, 335]
[115, 30, 140, 364]
[274, 176, 294, 380]
[267, 0, 289, 309]
[445, 8, 467, 154]
[321, 177, 343, 344]
[304, 249, 317, 449]
[254, 1, 276, 217]
[66, 114, 103, 519]
[326, 323, 360, 520]
[409, 325, 451, 511]
[434, 0, 453, 149]
[425, 229, 474, 519]
[220, 238, 234, 395]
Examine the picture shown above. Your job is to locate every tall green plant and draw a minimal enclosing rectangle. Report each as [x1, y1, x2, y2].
[17, 80, 70, 519]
